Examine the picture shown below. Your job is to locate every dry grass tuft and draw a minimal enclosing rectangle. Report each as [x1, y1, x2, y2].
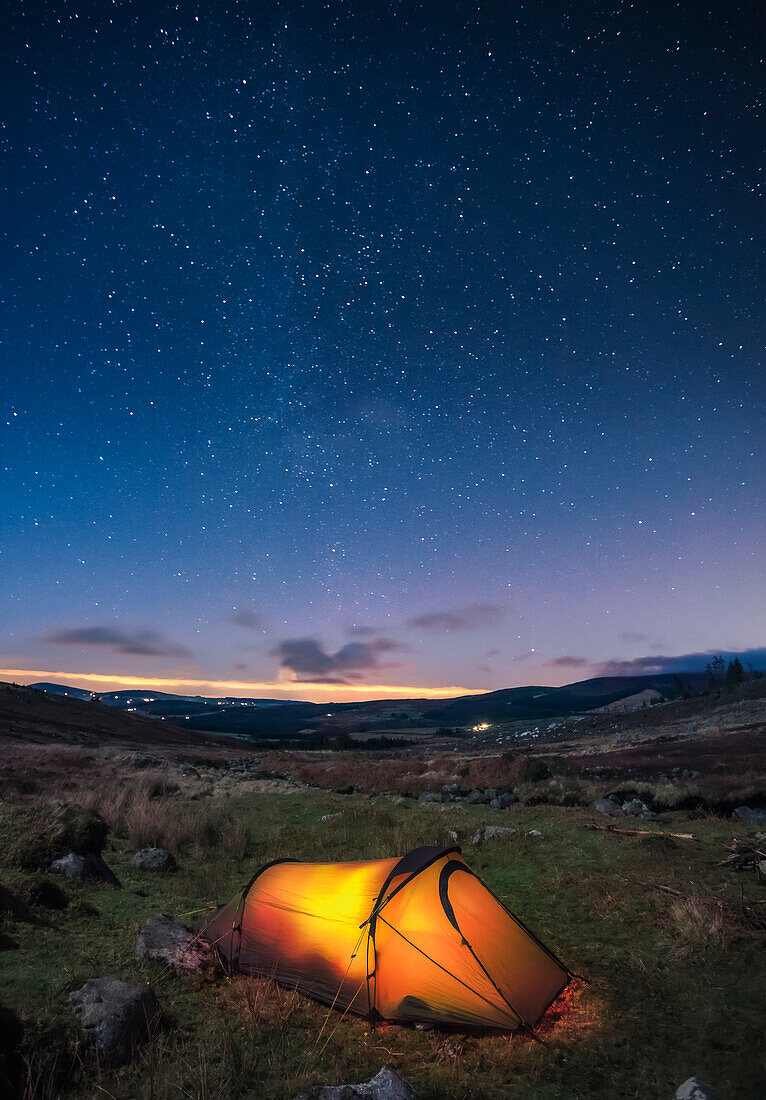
[665, 890, 766, 955]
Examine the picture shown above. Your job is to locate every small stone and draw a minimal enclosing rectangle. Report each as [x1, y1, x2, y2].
[69, 977, 160, 1067]
[321, 812, 342, 822]
[673, 1077, 721, 1100]
[591, 799, 623, 817]
[137, 914, 211, 972]
[294, 1065, 416, 1100]
[527, 829, 542, 837]
[638, 810, 658, 820]
[476, 826, 518, 844]
[133, 848, 177, 873]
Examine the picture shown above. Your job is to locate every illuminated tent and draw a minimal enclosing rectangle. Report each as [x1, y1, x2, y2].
[203, 845, 570, 1030]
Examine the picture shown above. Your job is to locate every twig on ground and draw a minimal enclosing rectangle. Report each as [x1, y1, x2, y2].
[585, 824, 695, 839]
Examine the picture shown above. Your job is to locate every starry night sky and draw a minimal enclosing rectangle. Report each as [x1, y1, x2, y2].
[2, 1, 764, 700]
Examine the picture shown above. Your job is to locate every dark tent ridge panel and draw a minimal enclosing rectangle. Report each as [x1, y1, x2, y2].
[203, 845, 570, 1030]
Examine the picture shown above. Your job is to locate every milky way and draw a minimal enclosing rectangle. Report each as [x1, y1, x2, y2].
[1, 2, 763, 698]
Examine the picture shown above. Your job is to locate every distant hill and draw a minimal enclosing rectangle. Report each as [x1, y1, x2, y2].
[21, 671, 711, 743]
[162, 671, 710, 739]
[29, 682, 302, 720]
[0, 668, 713, 748]
[0, 681, 245, 752]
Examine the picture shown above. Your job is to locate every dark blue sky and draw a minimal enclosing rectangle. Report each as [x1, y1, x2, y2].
[1, 1, 763, 699]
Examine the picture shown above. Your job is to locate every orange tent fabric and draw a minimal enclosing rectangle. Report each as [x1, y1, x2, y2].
[203, 845, 569, 1030]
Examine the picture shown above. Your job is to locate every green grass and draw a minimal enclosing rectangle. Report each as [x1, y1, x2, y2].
[1, 790, 764, 1098]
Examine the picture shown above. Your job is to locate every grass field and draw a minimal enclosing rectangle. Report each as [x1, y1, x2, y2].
[1, 777, 764, 1099]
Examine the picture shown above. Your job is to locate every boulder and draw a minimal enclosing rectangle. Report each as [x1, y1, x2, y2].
[472, 826, 518, 845]
[133, 848, 177, 873]
[441, 783, 460, 798]
[417, 792, 439, 804]
[673, 1077, 721, 1100]
[295, 1066, 416, 1100]
[51, 852, 122, 887]
[137, 914, 212, 972]
[591, 799, 623, 817]
[638, 810, 658, 821]
[733, 806, 766, 825]
[177, 763, 200, 779]
[68, 977, 160, 1067]
[489, 793, 514, 810]
[467, 789, 488, 805]
[483, 789, 498, 801]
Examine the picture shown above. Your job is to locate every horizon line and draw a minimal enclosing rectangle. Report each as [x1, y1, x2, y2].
[0, 667, 487, 703]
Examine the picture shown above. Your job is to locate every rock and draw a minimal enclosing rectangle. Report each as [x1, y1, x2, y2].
[622, 799, 648, 816]
[417, 792, 439, 803]
[733, 806, 766, 825]
[177, 763, 200, 779]
[130, 754, 161, 770]
[0, 1003, 24, 1099]
[467, 789, 488, 805]
[137, 914, 212, 972]
[295, 1066, 416, 1100]
[758, 860, 766, 877]
[68, 977, 160, 1067]
[489, 793, 514, 810]
[51, 852, 122, 887]
[673, 1077, 721, 1100]
[441, 783, 460, 798]
[483, 788, 498, 800]
[591, 799, 623, 817]
[132, 848, 177, 873]
[638, 810, 658, 821]
[527, 829, 542, 837]
[22, 877, 69, 910]
[321, 812, 342, 822]
[473, 826, 518, 845]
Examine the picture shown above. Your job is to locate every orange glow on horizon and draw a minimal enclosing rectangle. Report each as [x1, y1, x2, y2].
[0, 667, 485, 703]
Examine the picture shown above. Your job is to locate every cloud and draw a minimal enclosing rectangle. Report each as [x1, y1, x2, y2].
[272, 636, 406, 682]
[620, 631, 649, 644]
[231, 609, 262, 630]
[544, 655, 589, 669]
[45, 625, 191, 659]
[596, 648, 766, 677]
[407, 604, 507, 632]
